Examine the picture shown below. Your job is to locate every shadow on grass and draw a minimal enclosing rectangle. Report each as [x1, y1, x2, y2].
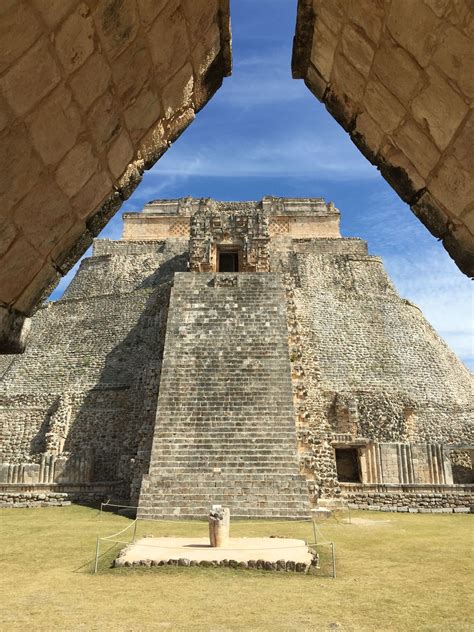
[73, 540, 123, 574]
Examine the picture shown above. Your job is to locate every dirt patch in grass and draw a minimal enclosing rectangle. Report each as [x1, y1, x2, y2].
[0, 506, 473, 631]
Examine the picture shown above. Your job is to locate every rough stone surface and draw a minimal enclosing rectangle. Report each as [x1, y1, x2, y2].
[114, 536, 313, 569]
[137, 271, 310, 519]
[0, 0, 231, 352]
[0, 198, 472, 513]
[292, 0, 474, 277]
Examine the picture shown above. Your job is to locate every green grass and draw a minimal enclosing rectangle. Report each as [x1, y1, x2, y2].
[0, 506, 472, 631]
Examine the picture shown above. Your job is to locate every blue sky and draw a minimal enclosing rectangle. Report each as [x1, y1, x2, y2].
[51, 0, 473, 370]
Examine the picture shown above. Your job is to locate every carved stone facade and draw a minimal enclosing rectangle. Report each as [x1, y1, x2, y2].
[189, 200, 270, 273]
[0, 197, 472, 513]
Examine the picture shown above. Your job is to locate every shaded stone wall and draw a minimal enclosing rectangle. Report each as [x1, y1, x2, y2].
[293, 0, 474, 277]
[0, 236, 189, 497]
[0, 0, 231, 352]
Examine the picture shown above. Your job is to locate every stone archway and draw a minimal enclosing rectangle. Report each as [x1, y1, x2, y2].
[2, 0, 473, 353]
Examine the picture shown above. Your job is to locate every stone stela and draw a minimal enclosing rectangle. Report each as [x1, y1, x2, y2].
[209, 505, 230, 547]
[0, 197, 472, 514]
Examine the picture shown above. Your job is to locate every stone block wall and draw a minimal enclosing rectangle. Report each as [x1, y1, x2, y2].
[341, 485, 474, 512]
[283, 242, 473, 498]
[64, 238, 188, 299]
[0, 0, 231, 352]
[0, 198, 472, 511]
[293, 0, 474, 276]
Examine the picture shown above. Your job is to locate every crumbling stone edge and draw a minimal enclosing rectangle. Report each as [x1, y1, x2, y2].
[113, 557, 315, 572]
[50, 2, 232, 298]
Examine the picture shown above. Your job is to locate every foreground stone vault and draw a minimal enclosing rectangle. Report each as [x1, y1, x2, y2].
[1, 198, 472, 515]
[0, 0, 231, 352]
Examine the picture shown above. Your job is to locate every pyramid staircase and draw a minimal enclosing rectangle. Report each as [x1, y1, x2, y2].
[137, 272, 310, 519]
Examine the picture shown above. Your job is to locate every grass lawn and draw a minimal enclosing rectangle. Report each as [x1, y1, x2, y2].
[0, 505, 472, 631]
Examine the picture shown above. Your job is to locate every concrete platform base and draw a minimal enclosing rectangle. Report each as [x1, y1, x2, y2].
[114, 536, 315, 572]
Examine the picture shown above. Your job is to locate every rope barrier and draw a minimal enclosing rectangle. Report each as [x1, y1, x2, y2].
[101, 519, 138, 541]
[93, 503, 336, 577]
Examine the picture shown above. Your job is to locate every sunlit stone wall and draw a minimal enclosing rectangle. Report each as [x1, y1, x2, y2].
[293, 0, 474, 277]
[0, 0, 231, 352]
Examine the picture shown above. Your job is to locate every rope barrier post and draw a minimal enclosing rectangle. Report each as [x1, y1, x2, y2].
[311, 518, 317, 545]
[331, 542, 336, 579]
[132, 519, 138, 543]
[94, 537, 100, 574]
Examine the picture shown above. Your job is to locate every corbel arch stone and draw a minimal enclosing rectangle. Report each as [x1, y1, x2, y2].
[292, 0, 474, 278]
[0, 0, 231, 352]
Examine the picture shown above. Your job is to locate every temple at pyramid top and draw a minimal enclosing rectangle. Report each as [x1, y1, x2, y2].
[122, 196, 341, 242]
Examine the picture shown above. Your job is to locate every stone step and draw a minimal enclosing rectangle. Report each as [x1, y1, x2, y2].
[155, 445, 294, 459]
[140, 488, 310, 498]
[154, 426, 297, 430]
[152, 440, 298, 447]
[138, 509, 311, 518]
[155, 434, 297, 439]
[151, 459, 298, 465]
[153, 433, 298, 441]
[137, 273, 310, 520]
[151, 455, 297, 462]
[144, 473, 307, 482]
[149, 469, 300, 476]
[137, 507, 311, 520]
[149, 464, 299, 470]
[149, 459, 299, 466]
[139, 497, 310, 506]
[138, 498, 311, 507]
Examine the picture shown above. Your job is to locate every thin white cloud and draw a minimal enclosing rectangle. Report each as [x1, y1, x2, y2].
[216, 49, 305, 107]
[384, 244, 473, 368]
[351, 188, 474, 369]
[150, 130, 376, 180]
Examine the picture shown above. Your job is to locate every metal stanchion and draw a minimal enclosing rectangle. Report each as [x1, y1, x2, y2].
[331, 542, 336, 579]
[94, 537, 100, 574]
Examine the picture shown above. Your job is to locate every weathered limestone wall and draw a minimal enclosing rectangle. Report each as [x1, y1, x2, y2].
[293, 0, 474, 276]
[1, 197, 472, 511]
[0, 0, 231, 352]
[122, 196, 341, 241]
[64, 238, 188, 300]
[283, 242, 473, 499]
[341, 485, 474, 513]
